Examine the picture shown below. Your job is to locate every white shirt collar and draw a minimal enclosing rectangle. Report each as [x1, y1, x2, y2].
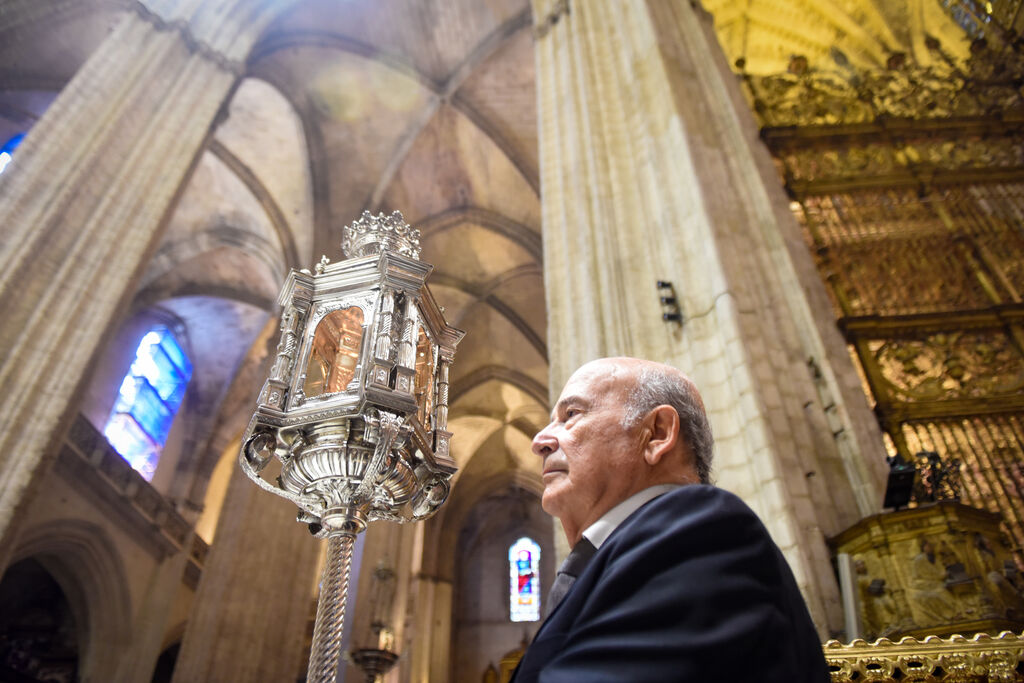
[581, 484, 681, 549]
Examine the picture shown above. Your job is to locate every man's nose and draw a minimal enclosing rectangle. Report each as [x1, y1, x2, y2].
[532, 424, 557, 457]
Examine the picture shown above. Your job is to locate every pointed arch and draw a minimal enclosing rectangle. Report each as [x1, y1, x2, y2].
[12, 518, 133, 682]
[451, 365, 549, 410]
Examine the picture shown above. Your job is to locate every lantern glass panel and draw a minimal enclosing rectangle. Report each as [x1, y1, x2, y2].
[304, 306, 365, 397]
[414, 325, 435, 430]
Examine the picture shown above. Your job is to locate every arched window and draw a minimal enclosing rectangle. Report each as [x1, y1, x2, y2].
[103, 328, 192, 480]
[0, 132, 25, 175]
[509, 537, 541, 622]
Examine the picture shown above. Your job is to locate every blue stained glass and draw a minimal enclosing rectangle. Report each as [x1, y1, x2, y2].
[133, 341, 186, 405]
[104, 413, 156, 461]
[112, 374, 138, 414]
[0, 133, 24, 176]
[104, 326, 191, 481]
[1, 133, 24, 155]
[103, 413, 161, 479]
[128, 378, 174, 446]
[159, 332, 192, 377]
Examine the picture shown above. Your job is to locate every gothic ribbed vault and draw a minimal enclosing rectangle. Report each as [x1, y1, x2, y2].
[0, 0, 549, 526]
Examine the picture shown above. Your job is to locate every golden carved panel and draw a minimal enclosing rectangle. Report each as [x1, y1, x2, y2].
[746, 40, 1024, 128]
[777, 135, 1024, 188]
[829, 238, 993, 315]
[832, 503, 1024, 641]
[942, 185, 1024, 295]
[824, 630, 1024, 682]
[870, 332, 1024, 401]
[797, 186, 1024, 317]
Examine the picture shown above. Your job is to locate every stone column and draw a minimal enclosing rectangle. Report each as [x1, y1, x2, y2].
[171, 464, 322, 682]
[403, 575, 453, 683]
[0, 0, 298, 563]
[114, 544, 194, 683]
[532, 0, 890, 634]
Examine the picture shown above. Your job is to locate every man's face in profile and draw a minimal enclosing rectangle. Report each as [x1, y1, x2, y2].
[531, 360, 646, 536]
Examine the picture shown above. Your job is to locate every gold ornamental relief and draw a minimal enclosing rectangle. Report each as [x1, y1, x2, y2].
[824, 631, 1024, 683]
[780, 135, 1024, 186]
[852, 554, 915, 640]
[749, 71, 874, 127]
[746, 40, 1024, 129]
[902, 536, 969, 628]
[916, 137, 1024, 170]
[832, 503, 1024, 644]
[782, 143, 898, 183]
[890, 527, 1024, 630]
[870, 332, 1024, 402]
[857, 67, 964, 119]
[831, 240, 992, 316]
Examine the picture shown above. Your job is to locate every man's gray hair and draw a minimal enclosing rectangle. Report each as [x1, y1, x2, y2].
[622, 365, 714, 484]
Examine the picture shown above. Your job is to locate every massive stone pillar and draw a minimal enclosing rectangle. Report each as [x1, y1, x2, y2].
[532, 0, 890, 634]
[170, 316, 328, 679]
[171, 464, 321, 682]
[405, 569, 454, 683]
[0, 0, 297, 563]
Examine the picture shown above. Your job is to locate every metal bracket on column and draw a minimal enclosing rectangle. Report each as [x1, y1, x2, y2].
[656, 281, 684, 326]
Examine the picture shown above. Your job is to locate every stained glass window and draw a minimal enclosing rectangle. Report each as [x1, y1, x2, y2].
[0, 132, 25, 175]
[509, 537, 541, 622]
[104, 328, 192, 480]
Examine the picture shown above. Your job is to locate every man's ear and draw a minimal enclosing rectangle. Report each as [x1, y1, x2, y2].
[641, 405, 679, 466]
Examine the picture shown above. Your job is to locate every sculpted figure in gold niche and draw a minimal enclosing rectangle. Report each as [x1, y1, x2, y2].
[908, 537, 959, 626]
[973, 533, 1024, 618]
[855, 558, 904, 639]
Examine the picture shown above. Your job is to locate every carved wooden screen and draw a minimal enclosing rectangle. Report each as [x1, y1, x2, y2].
[767, 126, 1024, 557]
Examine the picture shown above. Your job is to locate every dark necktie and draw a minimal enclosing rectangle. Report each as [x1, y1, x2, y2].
[546, 537, 597, 616]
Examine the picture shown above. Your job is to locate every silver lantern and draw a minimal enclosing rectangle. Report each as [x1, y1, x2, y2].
[239, 210, 464, 683]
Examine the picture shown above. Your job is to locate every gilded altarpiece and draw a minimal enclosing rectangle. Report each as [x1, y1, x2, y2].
[746, 37, 1024, 569]
[832, 503, 1024, 640]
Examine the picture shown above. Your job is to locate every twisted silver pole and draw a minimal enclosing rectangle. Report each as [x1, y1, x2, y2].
[307, 532, 356, 683]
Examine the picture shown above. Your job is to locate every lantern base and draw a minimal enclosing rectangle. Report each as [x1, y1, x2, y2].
[349, 647, 399, 683]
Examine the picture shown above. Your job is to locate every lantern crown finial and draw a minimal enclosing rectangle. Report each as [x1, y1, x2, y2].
[342, 210, 421, 260]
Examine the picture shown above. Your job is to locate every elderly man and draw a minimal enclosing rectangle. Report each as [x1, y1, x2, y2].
[512, 357, 829, 682]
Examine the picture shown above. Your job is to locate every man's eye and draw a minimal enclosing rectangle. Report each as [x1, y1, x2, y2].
[565, 409, 578, 419]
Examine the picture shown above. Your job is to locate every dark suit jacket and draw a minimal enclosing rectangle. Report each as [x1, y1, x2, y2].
[511, 485, 830, 682]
